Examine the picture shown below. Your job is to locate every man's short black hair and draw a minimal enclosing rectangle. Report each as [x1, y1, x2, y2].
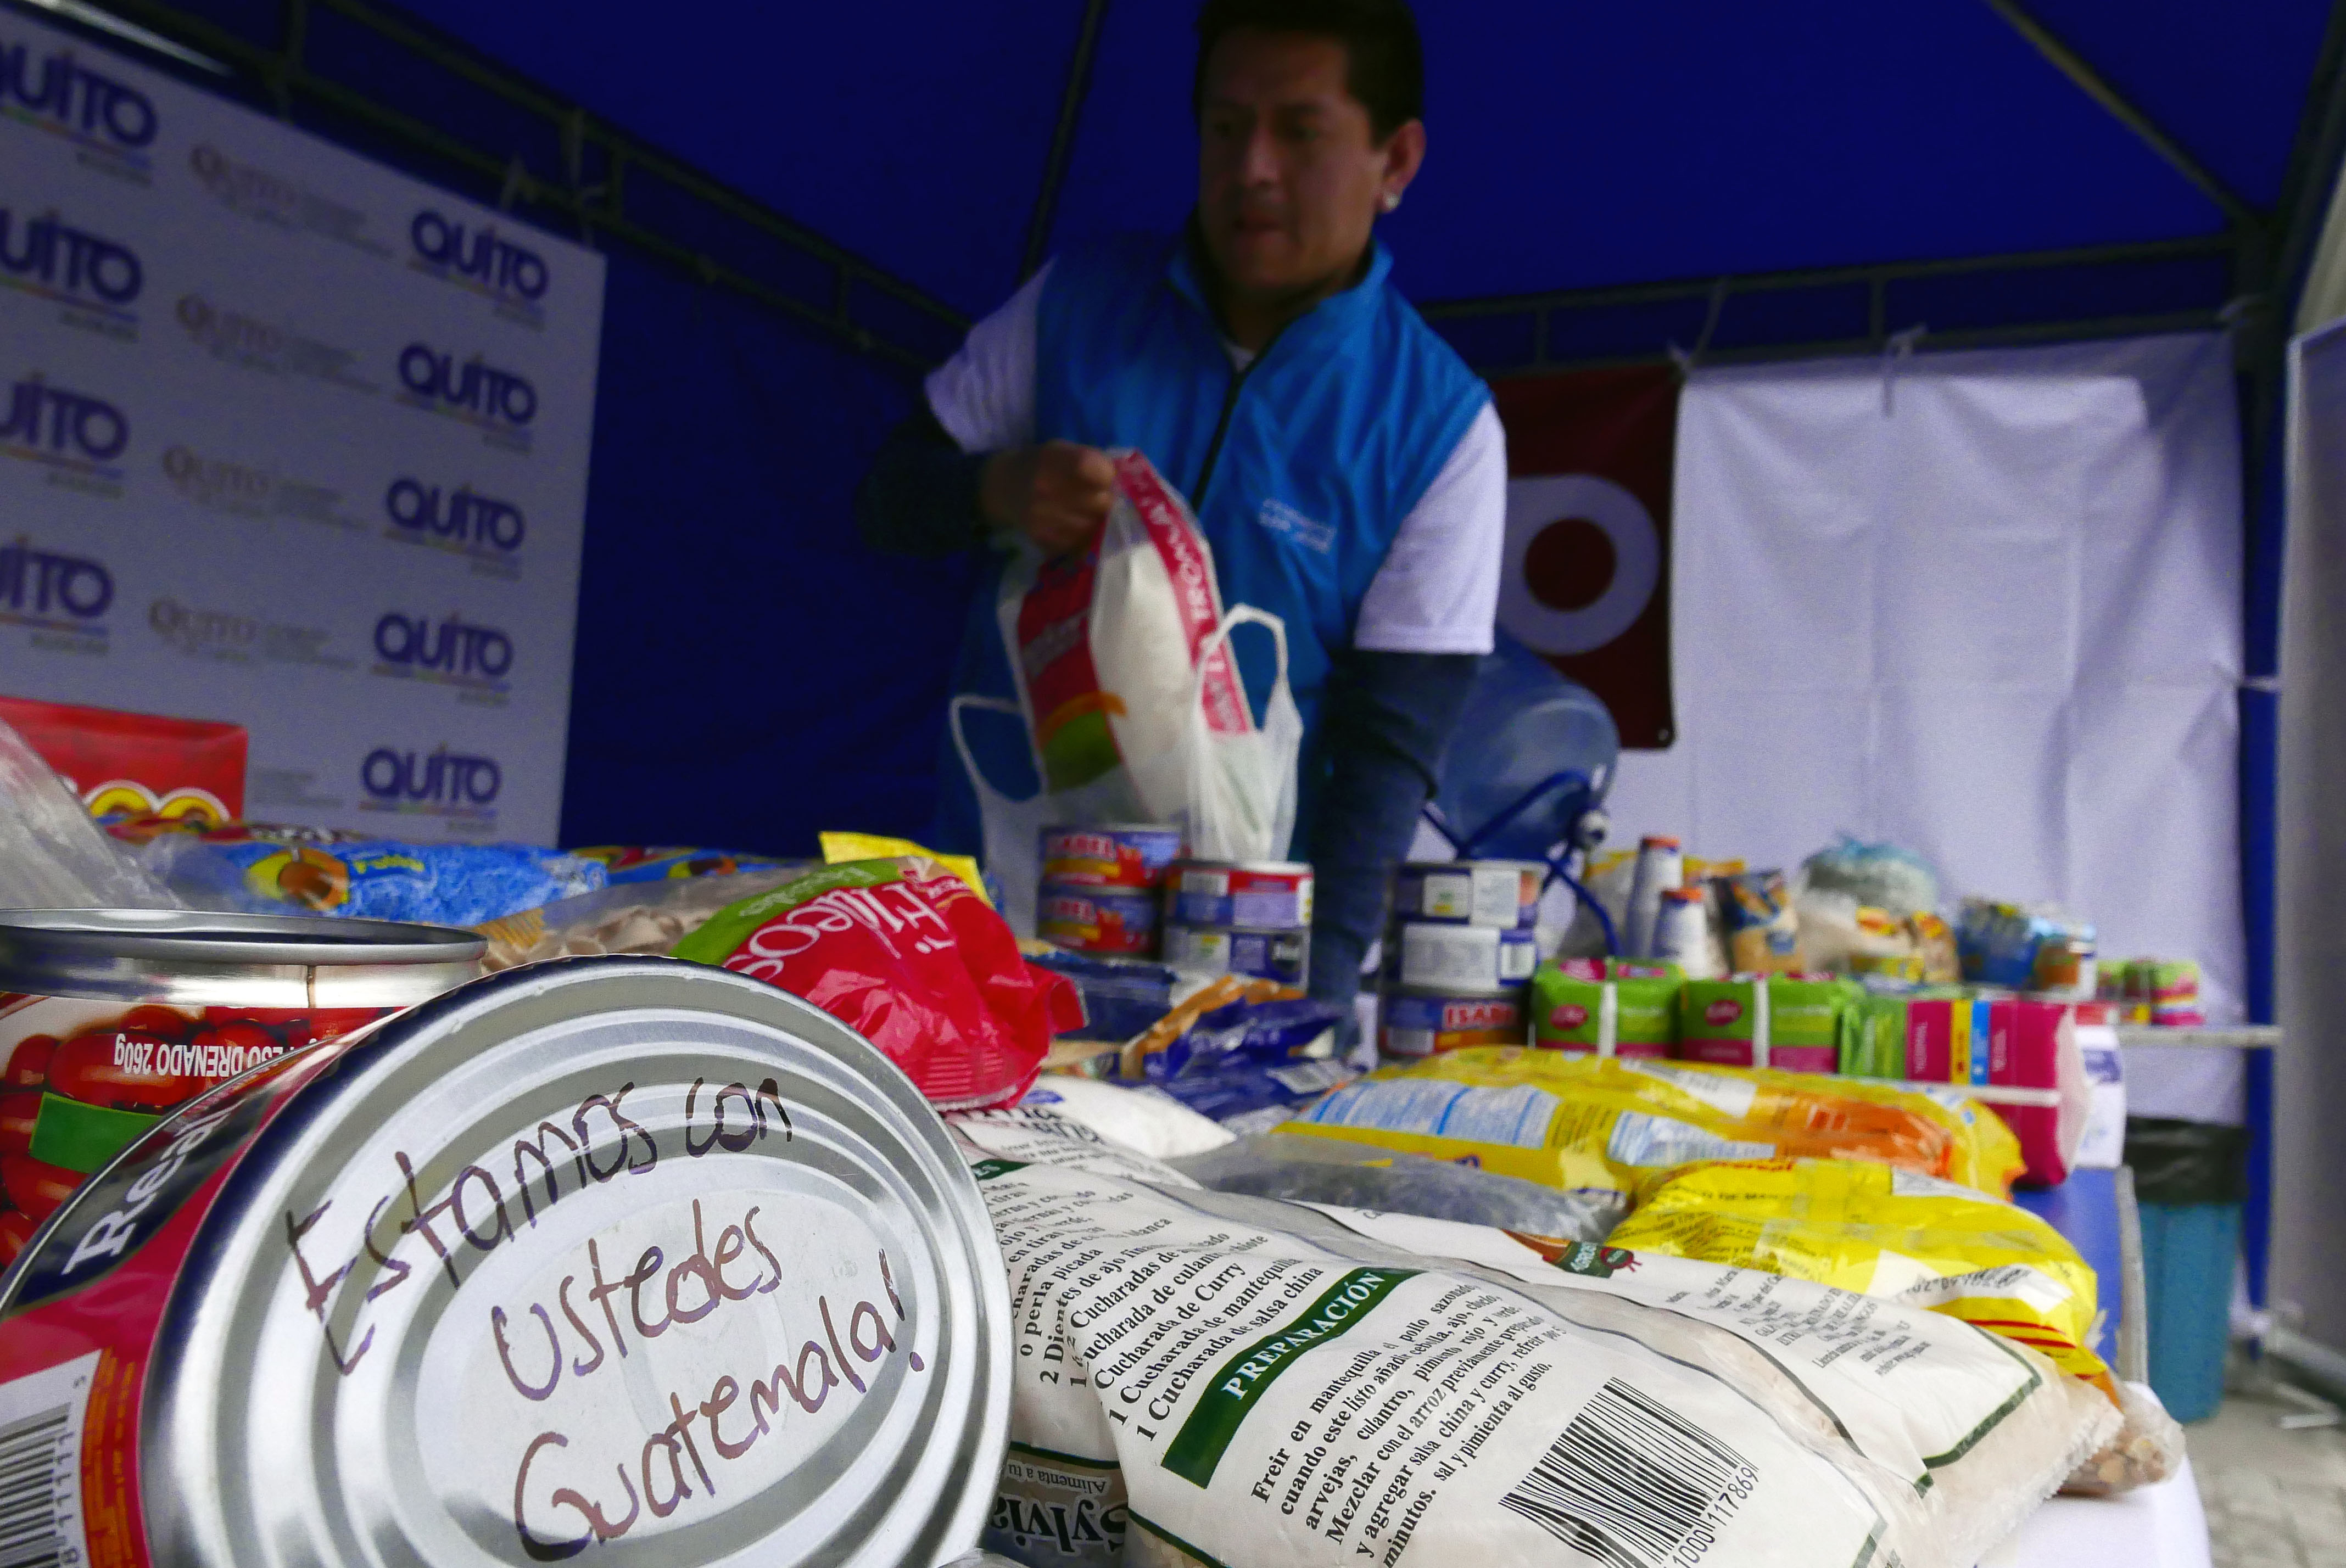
[1193, 0, 1425, 143]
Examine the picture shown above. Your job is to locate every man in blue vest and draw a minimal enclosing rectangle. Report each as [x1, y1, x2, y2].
[858, 0, 1502, 1019]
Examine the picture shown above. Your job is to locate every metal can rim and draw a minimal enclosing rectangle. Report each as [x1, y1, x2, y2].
[1381, 984, 1529, 1000]
[1162, 921, 1312, 940]
[1379, 983, 1530, 1000]
[0, 908, 485, 1003]
[1393, 860, 1547, 877]
[1041, 823, 1183, 836]
[1168, 860, 1313, 876]
[1390, 921, 1539, 939]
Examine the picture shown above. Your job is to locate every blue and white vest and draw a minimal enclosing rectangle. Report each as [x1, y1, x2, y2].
[940, 232, 1488, 850]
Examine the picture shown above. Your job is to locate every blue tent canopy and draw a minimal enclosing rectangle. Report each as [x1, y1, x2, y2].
[52, 0, 2346, 853]
[327, 0, 2336, 354]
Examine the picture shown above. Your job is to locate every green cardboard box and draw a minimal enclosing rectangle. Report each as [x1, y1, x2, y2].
[1529, 960, 1677, 1057]
[1677, 975, 1857, 1074]
[1841, 993, 1911, 1079]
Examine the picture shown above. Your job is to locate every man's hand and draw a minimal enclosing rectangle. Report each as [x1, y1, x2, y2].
[981, 441, 1116, 556]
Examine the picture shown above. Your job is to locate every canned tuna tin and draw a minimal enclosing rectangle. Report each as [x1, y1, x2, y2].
[1391, 861, 1543, 929]
[1379, 988, 1526, 1059]
[1162, 923, 1310, 986]
[0, 957, 1009, 1568]
[1037, 824, 1183, 889]
[1167, 860, 1313, 929]
[1394, 922, 1539, 992]
[0, 909, 482, 1267]
[1036, 883, 1160, 955]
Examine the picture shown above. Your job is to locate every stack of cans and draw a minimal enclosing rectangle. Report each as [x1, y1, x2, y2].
[1379, 860, 1544, 1059]
[1036, 825, 1183, 956]
[1161, 860, 1315, 984]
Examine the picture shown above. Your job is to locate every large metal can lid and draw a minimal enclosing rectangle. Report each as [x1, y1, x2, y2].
[0, 908, 485, 1005]
[134, 957, 1009, 1566]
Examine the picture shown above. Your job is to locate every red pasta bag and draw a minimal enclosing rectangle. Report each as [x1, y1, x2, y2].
[671, 857, 1082, 1110]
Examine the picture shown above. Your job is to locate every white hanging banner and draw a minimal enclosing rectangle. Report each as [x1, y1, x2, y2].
[0, 12, 602, 843]
[1613, 332, 2247, 1020]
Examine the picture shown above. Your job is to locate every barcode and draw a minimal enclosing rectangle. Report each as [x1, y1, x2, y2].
[0, 1403, 74, 1568]
[1500, 1379, 1751, 1568]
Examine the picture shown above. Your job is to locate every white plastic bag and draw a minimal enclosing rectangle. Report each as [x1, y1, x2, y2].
[951, 694, 1052, 939]
[1178, 605, 1300, 863]
[981, 452, 1302, 887]
[0, 716, 177, 909]
[994, 451, 1230, 817]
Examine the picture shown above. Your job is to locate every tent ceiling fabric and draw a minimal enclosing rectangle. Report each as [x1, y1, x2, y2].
[387, 0, 2330, 319]
[389, 0, 1095, 317]
[2019, 0, 2330, 208]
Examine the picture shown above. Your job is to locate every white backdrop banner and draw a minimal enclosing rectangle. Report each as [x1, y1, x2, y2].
[0, 12, 602, 843]
[1611, 332, 2247, 1020]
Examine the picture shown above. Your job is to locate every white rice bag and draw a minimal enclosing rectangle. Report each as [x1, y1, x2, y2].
[972, 1160, 2116, 1568]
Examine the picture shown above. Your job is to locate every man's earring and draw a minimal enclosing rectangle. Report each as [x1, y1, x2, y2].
[1379, 189, 1401, 213]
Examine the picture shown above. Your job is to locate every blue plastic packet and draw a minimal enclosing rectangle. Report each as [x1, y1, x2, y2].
[1148, 995, 1346, 1081]
[145, 827, 605, 927]
[1957, 898, 2051, 988]
[1147, 1056, 1356, 1130]
[1027, 951, 1183, 1041]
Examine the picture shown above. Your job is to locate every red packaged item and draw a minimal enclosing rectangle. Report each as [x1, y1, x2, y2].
[1988, 997, 2091, 1187]
[0, 695, 245, 822]
[0, 911, 484, 1270]
[672, 857, 1083, 1110]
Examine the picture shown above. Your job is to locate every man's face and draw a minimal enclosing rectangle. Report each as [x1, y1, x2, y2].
[1197, 30, 1418, 304]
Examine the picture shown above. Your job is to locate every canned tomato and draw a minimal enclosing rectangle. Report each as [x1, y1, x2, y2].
[1037, 883, 1160, 955]
[1379, 987, 1527, 1059]
[1168, 860, 1314, 929]
[1163, 923, 1310, 986]
[1391, 861, 1543, 929]
[1391, 920, 1539, 992]
[1038, 824, 1183, 889]
[0, 908, 481, 1267]
[0, 957, 1009, 1568]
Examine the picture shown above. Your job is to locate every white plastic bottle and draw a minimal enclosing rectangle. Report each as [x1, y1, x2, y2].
[1652, 885, 1714, 976]
[1623, 835, 1683, 957]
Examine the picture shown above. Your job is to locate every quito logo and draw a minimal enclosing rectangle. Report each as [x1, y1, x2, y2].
[409, 210, 548, 307]
[360, 746, 501, 813]
[397, 342, 536, 429]
[0, 206, 140, 313]
[373, 610, 513, 684]
[384, 477, 524, 554]
[0, 41, 158, 155]
[1, 534, 112, 630]
[0, 372, 127, 471]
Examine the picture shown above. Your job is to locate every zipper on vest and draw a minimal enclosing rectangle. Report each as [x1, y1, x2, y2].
[1191, 360, 1253, 509]
[1191, 315, 1293, 508]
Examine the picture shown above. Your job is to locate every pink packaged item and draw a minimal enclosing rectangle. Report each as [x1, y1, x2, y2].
[1903, 996, 1993, 1084]
[1987, 998, 2091, 1187]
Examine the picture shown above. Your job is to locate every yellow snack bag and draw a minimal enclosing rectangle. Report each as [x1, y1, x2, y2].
[1613, 1156, 2112, 1394]
[1276, 1047, 2014, 1202]
[820, 831, 990, 905]
[1796, 1069, 2027, 1196]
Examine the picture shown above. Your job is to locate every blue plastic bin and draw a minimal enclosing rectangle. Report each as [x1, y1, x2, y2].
[2136, 1200, 2240, 1424]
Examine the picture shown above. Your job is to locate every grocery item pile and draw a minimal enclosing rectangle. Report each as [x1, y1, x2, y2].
[0, 706, 2183, 1567]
